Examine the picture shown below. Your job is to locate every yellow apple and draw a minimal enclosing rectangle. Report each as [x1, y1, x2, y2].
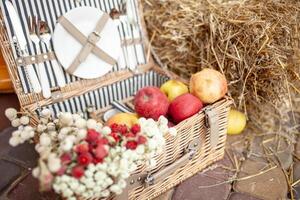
[106, 113, 139, 127]
[227, 109, 246, 135]
[160, 80, 189, 101]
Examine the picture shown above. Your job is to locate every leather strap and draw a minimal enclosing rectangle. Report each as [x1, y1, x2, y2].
[16, 52, 56, 66]
[58, 14, 117, 74]
[204, 107, 219, 148]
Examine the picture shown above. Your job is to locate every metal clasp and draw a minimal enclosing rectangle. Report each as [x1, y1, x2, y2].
[145, 174, 155, 186]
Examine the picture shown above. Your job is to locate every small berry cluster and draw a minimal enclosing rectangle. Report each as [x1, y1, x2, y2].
[109, 123, 147, 150]
[54, 123, 146, 180]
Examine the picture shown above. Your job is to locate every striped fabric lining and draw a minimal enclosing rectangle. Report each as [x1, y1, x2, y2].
[40, 71, 170, 118]
[0, 0, 146, 93]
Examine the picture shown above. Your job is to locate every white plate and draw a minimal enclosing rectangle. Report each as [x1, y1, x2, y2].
[53, 7, 121, 79]
[103, 109, 121, 122]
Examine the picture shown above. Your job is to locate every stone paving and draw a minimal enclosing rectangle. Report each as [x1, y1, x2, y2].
[0, 94, 298, 200]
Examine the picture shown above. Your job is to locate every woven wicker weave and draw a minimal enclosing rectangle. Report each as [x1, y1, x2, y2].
[0, 1, 232, 199]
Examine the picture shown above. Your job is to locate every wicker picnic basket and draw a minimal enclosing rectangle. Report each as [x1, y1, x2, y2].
[0, 0, 232, 199]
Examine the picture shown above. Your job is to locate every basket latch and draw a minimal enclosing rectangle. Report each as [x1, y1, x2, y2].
[204, 107, 219, 148]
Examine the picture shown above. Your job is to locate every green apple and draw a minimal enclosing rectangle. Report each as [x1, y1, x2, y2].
[160, 80, 189, 101]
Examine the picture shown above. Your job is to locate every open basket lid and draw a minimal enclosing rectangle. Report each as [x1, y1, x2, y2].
[0, 0, 155, 118]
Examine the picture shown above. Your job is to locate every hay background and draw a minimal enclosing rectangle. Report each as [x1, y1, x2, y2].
[143, 1, 300, 196]
[142, 0, 300, 135]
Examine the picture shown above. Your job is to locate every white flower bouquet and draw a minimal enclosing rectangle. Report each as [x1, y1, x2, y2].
[5, 108, 176, 199]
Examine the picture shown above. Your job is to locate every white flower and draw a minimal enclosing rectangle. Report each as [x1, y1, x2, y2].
[49, 131, 57, 138]
[77, 129, 87, 140]
[101, 189, 110, 197]
[110, 184, 122, 195]
[118, 179, 127, 189]
[69, 180, 79, 190]
[72, 113, 82, 121]
[85, 170, 94, 178]
[29, 131, 35, 138]
[122, 150, 131, 159]
[60, 139, 73, 152]
[105, 177, 114, 186]
[159, 124, 169, 135]
[59, 112, 73, 126]
[101, 126, 111, 135]
[107, 163, 118, 176]
[136, 145, 145, 154]
[40, 117, 50, 125]
[94, 171, 107, 180]
[158, 116, 168, 126]
[119, 171, 129, 179]
[11, 118, 21, 127]
[138, 117, 147, 125]
[85, 179, 96, 189]
[48, 156, 61, 173]
[59, 182, 68, 191]
[41, 109, 52, 118]
[75, 118, 86, 129]
[81, 192, 89, 198]
[119, 159, 129, 169]
[60, 127, 71, 135]
[24, 126, 33, 132]
[62, 188, 73, 197]
[9, 136, 20, 147]
[12, 130, 21, 137]
[147, 118, 156, 126]
[5, 108, 17, 120]
[65, 135, 76, 143]
[20, 116, 30, 125]
[36, 124, 47, 132]
[76, 185, 86, 194]
[128, 163, 137, 172]
[87, 164, 97, 172]
[61, 175, 70, 182]
[32, 167, 40, 178]
[47, 122, 56, 131]
[96, 163, 108, 171]
[35, 144, 44, 153]
[67, 197, 76, 200]
[53, 183, 61, 193]
[169, 127, 177, 136]
[20, 131, 30, 140]
[40, 134, 51, 146]
[86, 119, 97, 129]
[147, 139, 157, 150]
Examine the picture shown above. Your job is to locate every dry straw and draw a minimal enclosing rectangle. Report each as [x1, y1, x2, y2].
[142, 0, 300, 124]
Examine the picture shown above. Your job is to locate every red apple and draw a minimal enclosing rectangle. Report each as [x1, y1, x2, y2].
[134, 87, 169, 120]
[168, 93, 203, 123]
